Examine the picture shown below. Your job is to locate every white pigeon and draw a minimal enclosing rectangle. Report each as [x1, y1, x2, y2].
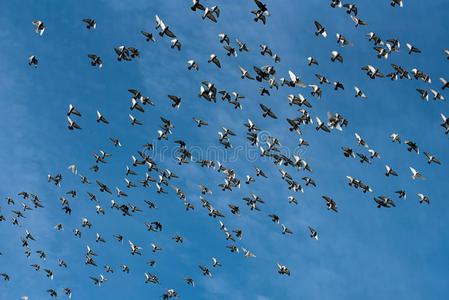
[67, 164, 77, 174]
[409, 167, 424, 180]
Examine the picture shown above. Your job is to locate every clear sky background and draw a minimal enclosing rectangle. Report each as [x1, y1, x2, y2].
[0, 0, 449, 299]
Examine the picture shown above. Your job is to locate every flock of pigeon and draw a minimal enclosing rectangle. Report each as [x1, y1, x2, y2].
[1, 0, 448, 299]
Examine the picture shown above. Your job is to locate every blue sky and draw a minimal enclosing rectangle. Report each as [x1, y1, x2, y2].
[0, 0, 449, 299]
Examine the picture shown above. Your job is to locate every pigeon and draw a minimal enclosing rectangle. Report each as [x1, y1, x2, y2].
[391, 0, 404, 7]
[28, 55, 38, 67]
[129, 114, 143, 126]
[374, 196, 396, 208]
[208, 54, 221, 68]
[322, 196, 338, 212]
[314, 21, 327, 37]
[405, 140, 419, 154]
[239, 66, 255, 80]
[32, 20, 45, 35]
[343, 3, 358, 15]
[168, 95, 182, 109]
[385, 165, 398, 177]
[308, 226, 318, 240]
[406, 43, 421, 54]
[187, 60, 199, 70]
[315, 117, 331, 133]
[88, 54, 103, 68]
[354, 86, 367, 98]
[308, 56, 319, 66]
[331, 0, 343, 8]
[141, 31, 156, 42]
[192, 118, 208, 127]
[416, 89, 429, 101]
[155, 15, 176, 38]
[430, 89, 445, 101]
[67, 104, 81, 117]
[83, 18, 97, 29]
[288, 70, 306, 87]
[395, 190, 407, 199]
[331, 51, 343, 63]
[236, 39, 250, 52]
[409, 167, 424, 180]
[350, 15, 368, 27]
[259, 104, 278, 119]
[170, 39, 182, 51]
[417, 193, 430, 204]
[424, 152, 441, 165]
[277, 263, 291, 276]
[67, 116, 81, 130]
[96, 111, 109, 124]
[191, 0, 206, 11]
[390, 133, 401, 143]
[440, 78, 449, 90]
[242, 248, 256, 258]
[203, 6, 220, 23]
[440, 113, 449, 134]
[218, 33, 230, 45]
[336, 33, 350, 46]
[355, 133, 369, 148]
